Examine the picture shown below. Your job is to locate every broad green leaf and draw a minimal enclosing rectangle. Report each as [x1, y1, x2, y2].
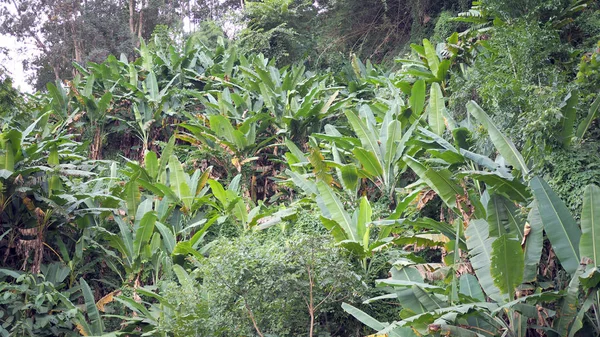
[340, 165, 359, 192]
[48, 145, 59, 166]
[405, 156, 463, 207]
[491, 234, 524, 299]
[285, 138, 308, 163]
[553, 263, 587, 336]
[465, 219, 505, 302]
[559, 91, 578, 146]
[286, 170, 318, 195]
[486, 194, 524, 240]
[412, 285, 447, 311]
[523, 203, 544, 282]
[172, 242, 203, 261]
[530, 176, 580, 275]
[83, 74, 95, 97]
[357, 197, 372, 249]
[467, 101, 529, 175]
[231, 197, 248, 226]
[429, 82, 445, 136]
[97, 92, 112, 114]
[80, 278, 104, 334]
[145, 151, 159, 180]
[209, 115, 245, 150]
[208, 179, 228, 207]
[487, 194, 508, 237]
[575, 93, 600, 141]
[422, 39, 439, 76]
[580, 184, 600, 265]
[114, 296, 155, 323]
[114, 217, 133, 261]
[133, 212, 157, 259]
[345, 110, 382, 163]
[353, 147, 383, 178]
[383, 120, 402, 187]
[125, 180, 140, 218]
[410, 79, 426, 116]
[321, 216, 347, 242]
[158, 136, 176, 183]
[308, 147, 333, 185]
[459, 274, 485, 302]
[154, 221, 175, 254]
[462, 171, 530, 202]
[134, 198, 153, 229]
[146, 70, 159, 102]
[317, 181, 356, 241]
[342, 303, 388, 331]
[169, 155, 193, 209]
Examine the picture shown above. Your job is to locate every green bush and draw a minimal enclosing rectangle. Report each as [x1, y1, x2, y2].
[0, 274, 78, 337]
[197, 233, 365, 336]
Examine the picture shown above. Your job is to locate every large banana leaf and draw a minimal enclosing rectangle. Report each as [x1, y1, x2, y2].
[80, 278, 104, 335]
[467, 101, 529, 175]
[405, 156, 463, 208]
[580, 184, 600, 265]
[465, 219, 505, 302]
[429, 82, 445, 136]
[559, 91, 578, 147]
[169, 155, 193, 210]
[523, 202, 544, 282]
[553, 263, 587, 337]
[486, 194, 524, 240]
[490, 234, 524, 299]
[422, 39, 440, 76]
[344, 110, 382, 164]
[410, 79, 426, 116]
[459, 274, 485, 302]
[530, 176, 581, 275]
[460, 171, 530, 203]
[575, 93, 600, 141]
[317, 182, 356, 241]
[133, 212, 157, 259]
[342, 303, 388, 331]
[357, 196, 372, 248]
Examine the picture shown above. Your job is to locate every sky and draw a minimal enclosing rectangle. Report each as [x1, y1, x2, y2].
[0, 34, 36, 93]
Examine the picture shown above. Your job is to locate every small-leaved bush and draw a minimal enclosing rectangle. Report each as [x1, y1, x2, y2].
[197, 232, 365, 336]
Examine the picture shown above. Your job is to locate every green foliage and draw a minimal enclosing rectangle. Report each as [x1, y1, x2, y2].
[2, 5, 600, 336]
[0, 273, 79, 337]
[198, 233, 364, 336]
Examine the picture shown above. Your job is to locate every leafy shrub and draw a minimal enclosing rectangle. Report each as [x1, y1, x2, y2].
[0, 273, 78, 337]
[154, 279, 210, 337]
[540, 142, 600, 216]
[198, 233, 365, 336]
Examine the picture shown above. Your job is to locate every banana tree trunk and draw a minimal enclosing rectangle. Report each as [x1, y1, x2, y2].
[90, 127, 103, 160]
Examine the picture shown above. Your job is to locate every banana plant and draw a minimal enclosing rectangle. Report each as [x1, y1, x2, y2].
[235, 54, 346, 142]
[346, 180, 600, 337]
[316, 182, 394, 272]
[397, 38, 455, 85]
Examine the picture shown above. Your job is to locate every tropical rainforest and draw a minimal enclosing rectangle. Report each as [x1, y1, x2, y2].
[1, 0, 600, 336]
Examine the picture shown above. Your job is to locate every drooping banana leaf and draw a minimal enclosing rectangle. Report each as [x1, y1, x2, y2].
[530, 176, 580, 275]
[580, 184, 600, 266]
[467, 101, 529, 175]
[490, 234, 524, 299]
[465, 219, 505, 303]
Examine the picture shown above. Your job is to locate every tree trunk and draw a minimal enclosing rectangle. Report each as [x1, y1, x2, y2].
[129, 0, 136, 36]
[70, 0, 83, 77]
[90, 127, 103, 160]
[137, 0, 144, 46]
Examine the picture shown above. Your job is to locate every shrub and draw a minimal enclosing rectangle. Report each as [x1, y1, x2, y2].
[198, 233, 365, 336]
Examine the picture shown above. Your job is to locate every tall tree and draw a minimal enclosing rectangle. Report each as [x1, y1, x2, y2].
[0, 0, 184, 91]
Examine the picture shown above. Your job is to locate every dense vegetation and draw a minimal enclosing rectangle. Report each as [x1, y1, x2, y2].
[1, 0, 600, 336]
